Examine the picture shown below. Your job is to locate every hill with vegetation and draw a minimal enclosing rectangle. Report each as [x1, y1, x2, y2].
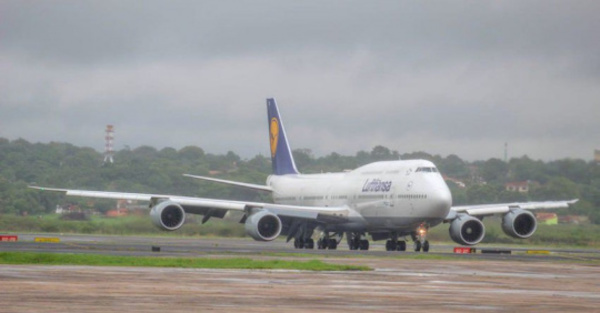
[1, 138, 599, 224]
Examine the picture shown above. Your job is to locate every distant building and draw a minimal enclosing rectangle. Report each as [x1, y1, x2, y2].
[106, 208, 128, 217]
[105, 200, 147, 217]
[535, 212, 558, 225]
[559, 215, 590, 225]
[505, 181, 532, 193]
[117, 199, 145, 211]
[595, 149, 600, 163]
[55, 204, 81, 214]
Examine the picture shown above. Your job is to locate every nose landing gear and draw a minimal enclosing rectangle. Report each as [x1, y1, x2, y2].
[412, 225, 430, 252]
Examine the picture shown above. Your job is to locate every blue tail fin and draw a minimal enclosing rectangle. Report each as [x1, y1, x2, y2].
[266, 98, 299, 175]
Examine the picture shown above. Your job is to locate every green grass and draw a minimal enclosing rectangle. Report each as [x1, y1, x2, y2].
[0, 214, 247, 237]
[3, 214, 600, 248]
[427, 217, 600, 248]
[0, 252, 371, 271]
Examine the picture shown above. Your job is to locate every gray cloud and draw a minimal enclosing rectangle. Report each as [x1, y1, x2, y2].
[1, 1, 599, 161]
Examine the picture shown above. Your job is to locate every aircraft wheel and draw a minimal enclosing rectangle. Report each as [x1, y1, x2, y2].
[397, 241, 406, 251]
[348, 241, 357, 250]
[328, 239, 337, 250]
[359, 240, 369, 251]
[317, 239, 325, 249]
[304, 239, 314, 249]
[414, 241, 422, 252]
[386, 240, 397, 251]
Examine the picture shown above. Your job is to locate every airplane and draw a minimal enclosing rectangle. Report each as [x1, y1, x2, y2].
[30, 98, 578, 252]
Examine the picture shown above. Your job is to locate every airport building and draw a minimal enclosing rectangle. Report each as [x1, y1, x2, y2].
[505, 181, 532, 193]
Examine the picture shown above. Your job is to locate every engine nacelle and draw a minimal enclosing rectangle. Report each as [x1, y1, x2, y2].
[502, 209, 537, 239]
[150, 201, 186, 231]
[449, 214, 486, 245]
[244, 210, 282, 241]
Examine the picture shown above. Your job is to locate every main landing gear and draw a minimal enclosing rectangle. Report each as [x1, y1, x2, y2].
[293, 238, 314, 249]
[290, 227, 430, 252]
[290, 224, 317, 249]
[317, 232, 339, 250]
[292, 231, 340, 250]
[347, 232, 369, 251]
[385, 232, 407, 251]
[385, 239, 407, 251]
[317, 238, 338, 250]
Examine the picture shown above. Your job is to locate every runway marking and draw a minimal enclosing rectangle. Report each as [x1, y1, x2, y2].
[526, 250, 551, 255]
[34, 237, 60, 243]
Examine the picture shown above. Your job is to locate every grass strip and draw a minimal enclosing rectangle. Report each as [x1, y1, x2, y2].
[0, 252, 371, 271]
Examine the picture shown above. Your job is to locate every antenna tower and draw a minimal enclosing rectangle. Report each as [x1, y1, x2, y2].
[103, 125, 115, 164]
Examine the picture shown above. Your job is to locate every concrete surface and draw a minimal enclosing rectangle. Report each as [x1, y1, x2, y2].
[1, 234, 599, 312]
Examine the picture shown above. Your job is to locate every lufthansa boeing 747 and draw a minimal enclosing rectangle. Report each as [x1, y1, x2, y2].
[30, 99, 578, 252]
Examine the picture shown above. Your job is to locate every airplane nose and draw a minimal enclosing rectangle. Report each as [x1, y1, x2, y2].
[432, 182, 452, 217]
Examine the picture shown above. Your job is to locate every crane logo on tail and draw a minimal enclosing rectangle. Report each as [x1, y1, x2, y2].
[270, 117, 279, 158]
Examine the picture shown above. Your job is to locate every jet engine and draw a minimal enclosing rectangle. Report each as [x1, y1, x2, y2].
[244, 210, 282, 241]
[502, 209, 537, 239]
[449, 214, 486, 245]
[150, 201, 186, 231]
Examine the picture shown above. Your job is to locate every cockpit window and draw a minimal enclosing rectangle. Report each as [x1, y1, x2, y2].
[416, 167, 438, 173]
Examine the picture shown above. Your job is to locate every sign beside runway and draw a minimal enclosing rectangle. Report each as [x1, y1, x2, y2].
[34, 237, 60, 243]
[0, 235, 18, 242]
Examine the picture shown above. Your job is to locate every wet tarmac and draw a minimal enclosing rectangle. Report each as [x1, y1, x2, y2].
[1, 234, 599, 312]
[2, 233, 600, 262]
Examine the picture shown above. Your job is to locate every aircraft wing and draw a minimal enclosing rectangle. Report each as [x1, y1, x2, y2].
[445, 199, 578, 220]
[182, 174, 273, 192]
[28, 186, 350, 223]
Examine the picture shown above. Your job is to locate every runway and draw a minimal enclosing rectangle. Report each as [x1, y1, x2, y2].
[2, 233, 600, 262]
[1, 234, 600, 312]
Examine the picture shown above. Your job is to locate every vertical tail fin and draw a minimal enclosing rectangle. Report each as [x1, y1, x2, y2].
[266, 98, 299, 175]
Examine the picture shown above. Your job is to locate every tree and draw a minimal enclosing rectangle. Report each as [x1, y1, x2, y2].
[371, 145, 398, 161]
[530, 177, 579, 201]
[292, 149, 313, 171]
[480, 158, 508, 183]
[509, 156, 548, 183]
[466, 184, 498, 204]
[438, 154, 469, 179]
[178, 146, 205, 163]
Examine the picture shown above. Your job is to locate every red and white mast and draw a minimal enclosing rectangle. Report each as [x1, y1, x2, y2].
[103, 125, 115, 164]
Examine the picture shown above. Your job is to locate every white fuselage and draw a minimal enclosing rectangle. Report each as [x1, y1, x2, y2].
[266, 160, 452, 233]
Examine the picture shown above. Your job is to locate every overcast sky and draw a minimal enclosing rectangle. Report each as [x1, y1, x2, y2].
[1, 1, 598, 161]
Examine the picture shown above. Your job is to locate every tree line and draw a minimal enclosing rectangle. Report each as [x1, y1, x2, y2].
[1, 138, 598, 223]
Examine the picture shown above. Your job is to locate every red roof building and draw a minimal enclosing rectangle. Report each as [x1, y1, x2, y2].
[505, 181, 531, 193]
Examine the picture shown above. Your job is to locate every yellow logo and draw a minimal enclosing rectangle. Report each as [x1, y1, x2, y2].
[270, 117, 279, 157]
